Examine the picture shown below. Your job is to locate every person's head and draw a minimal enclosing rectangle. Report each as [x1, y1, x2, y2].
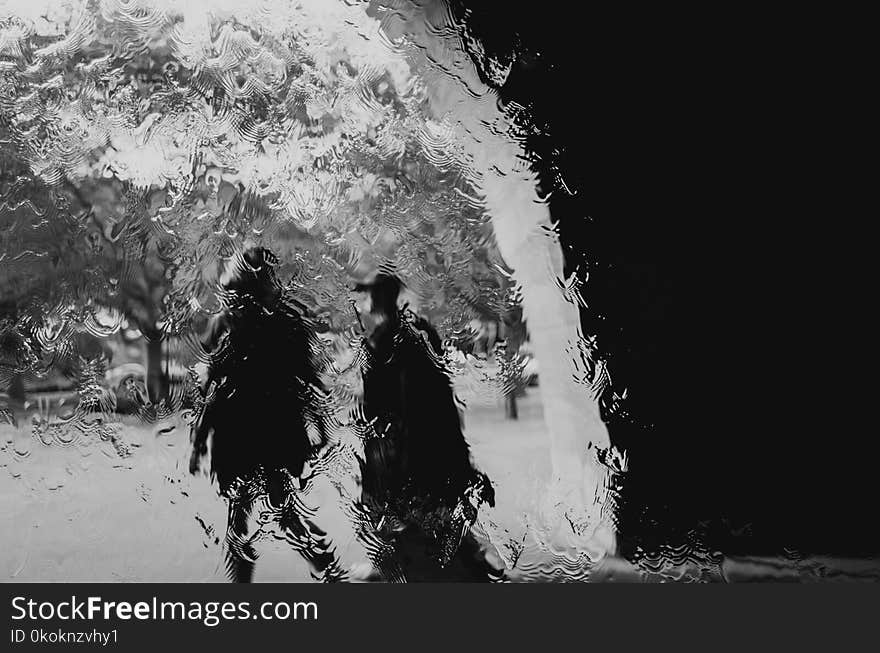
[219, 246, 281, 307]
[204, 167, 223, 196]
[351, 273, 403, 339]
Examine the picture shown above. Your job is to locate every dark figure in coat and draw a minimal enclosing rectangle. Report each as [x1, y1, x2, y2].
[352, 274, 499, 581]
[189, 246, 339, 582]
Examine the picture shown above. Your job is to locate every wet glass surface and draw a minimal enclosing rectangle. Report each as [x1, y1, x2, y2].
[1, 0, 877, 582]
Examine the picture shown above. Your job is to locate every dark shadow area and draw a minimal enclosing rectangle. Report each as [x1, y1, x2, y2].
[452, 1, 877, 560]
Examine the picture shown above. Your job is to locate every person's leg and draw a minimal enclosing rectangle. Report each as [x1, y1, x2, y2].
[302, 532, 346, 583]
[224, 490, 259, 583]
[269, 484, 335, 581]
[349, 501, 407, 582]
[452, 531, 505, 582]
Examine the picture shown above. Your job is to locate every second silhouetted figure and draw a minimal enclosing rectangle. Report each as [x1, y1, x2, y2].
[353, 273, 498, 581]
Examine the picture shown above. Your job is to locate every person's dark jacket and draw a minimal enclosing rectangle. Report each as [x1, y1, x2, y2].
[190, 248, 327, 496]
[356, 277, 493, 516]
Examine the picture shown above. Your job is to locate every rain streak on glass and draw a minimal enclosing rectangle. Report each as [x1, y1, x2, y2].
[3, 0, 858, 583]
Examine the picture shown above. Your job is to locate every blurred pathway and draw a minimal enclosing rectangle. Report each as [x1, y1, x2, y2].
[0, 390, 640, 582]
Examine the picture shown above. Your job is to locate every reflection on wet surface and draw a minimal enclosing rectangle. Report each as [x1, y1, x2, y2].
[1, 0, 877, 582]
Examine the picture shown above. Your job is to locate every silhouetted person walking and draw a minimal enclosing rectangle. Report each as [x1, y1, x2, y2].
[352, 273, 499, 581]
[189, 246, 339, 582]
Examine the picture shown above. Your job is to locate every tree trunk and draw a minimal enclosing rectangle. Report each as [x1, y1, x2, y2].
[395, 1, 619, 557]
[7, 373, 26, 404]
[504, 390, 518, 420]
[144, 335, 168, 405]
[479, 140, 616, 557]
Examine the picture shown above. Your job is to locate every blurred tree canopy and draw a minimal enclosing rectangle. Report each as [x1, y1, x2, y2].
[0, 0, 529, 411]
